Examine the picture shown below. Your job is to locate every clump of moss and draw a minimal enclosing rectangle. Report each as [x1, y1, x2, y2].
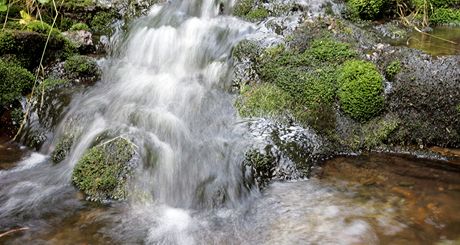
[363, 116, 400, 149]
[51, 134, 74, 163]
[64, 55, 100, 80]
[386, 60, 402, 79]
[0, 59, 35, 106]
[90, 11, 117, 36]
[72, 137, 136, 202]
[69, 22, 90, 31]
[307, 38, 356, 62]
[246, 8, 269, 21]
[0, 31, 15, 53]
[26, 20, 61, 36]
[233, 0, 256, 18]
[338, 60, 384, 121]
[236, 83, 291, 118]
[346, 0, 386, 20]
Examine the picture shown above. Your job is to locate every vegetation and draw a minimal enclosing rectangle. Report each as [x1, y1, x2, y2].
[69, 22, 89, 31]
[337, 60, 384, 121]
[0, 59, 34, 106]
[386, 60, 402, 79]
[72, 137, 136, 201]
[346, 0, 386, 20]
[64, 55, 99, 79]
[236, 83, 291, 118]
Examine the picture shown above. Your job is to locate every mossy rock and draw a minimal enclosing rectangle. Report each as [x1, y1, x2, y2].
[236, 83, 291, 118]
[69, 22, 90, 31]
[0, 59, 34, 106]
[338, 60, 384, 121]
[64, 55, 100, 82]
[72, 137, 137, 202]
[51, 134, 74, 163]
[0, 30, 67, 69]
[26, 20, 61, 36]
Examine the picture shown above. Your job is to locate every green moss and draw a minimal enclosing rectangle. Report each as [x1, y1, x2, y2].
[246, 8, 269, 21]
[243, 149, 276, 188]
[26, 20, 61, 36]
[233, 0, 256, 18]
[347, 0, 386, 20]
[90, 11, 117, 36]
[363, 116, 400, 149]
[41, 78, 70, 91]
[64, 55, 99, 79]
[236, 83, 291, 118]
[338, 60, 384, 121]
[51, 134, 74, 163]
[72, 137, 136, 201]
[0, 59, 35, 106]
[0, 31, 15, 53]
[307, 38, 357, 62]
[69, 22, 90, 31]
[385, 60, 402, 79]
[430, 8, 460, 25]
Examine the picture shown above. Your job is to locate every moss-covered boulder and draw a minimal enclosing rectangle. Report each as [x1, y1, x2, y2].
[0, 59, 35, 107]
[72, 137, 137, 202]
[64, 55, 101, 83]
[338, 60, 384, 121]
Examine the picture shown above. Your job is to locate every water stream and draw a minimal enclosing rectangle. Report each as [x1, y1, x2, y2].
[1, 1, 460, 244]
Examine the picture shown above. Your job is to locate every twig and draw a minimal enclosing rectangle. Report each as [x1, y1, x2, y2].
[0, 227, 29, 238]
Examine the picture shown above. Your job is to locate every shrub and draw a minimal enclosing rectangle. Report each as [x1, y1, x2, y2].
[69, 22, 89, 31]
[347, 0, 386, 20]
[338, 60, 384, 121]
[0, 59, 35, 106]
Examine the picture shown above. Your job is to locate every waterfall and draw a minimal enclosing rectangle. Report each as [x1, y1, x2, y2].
[57, 0, 253, 208]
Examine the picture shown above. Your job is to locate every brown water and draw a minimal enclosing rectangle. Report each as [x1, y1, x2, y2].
[0, 136, 28, 170]
[404, 27, 460, 56]
[2, 151, 460, 244]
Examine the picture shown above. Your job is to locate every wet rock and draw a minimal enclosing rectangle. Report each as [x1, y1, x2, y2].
[242, 119, 333, 188]
[72, 137, 138, 202]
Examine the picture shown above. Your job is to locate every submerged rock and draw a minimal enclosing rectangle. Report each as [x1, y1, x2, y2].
[72, 137, 138, 202]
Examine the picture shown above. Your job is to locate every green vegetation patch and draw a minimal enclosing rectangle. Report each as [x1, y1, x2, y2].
[346, 0, 386, 20]
[236, 83, 291, 118]
[0, 59, 35, 106]
[385, 60, 402, 79]
[26, 20, 61, 36]
[430, 8, 460, 25]
[338, 60, 384, 121]
[69, 22, 90, 31]
[72, 137, 136, 202]
[64, 55, 100, 79]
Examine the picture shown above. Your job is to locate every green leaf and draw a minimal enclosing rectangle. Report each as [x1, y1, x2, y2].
[0, 5, 7, 12]
[38, 0, 50, 4]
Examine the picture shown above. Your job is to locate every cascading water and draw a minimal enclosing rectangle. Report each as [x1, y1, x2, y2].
[53, 0, 254, 209]
[1, 0, 256, 241]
